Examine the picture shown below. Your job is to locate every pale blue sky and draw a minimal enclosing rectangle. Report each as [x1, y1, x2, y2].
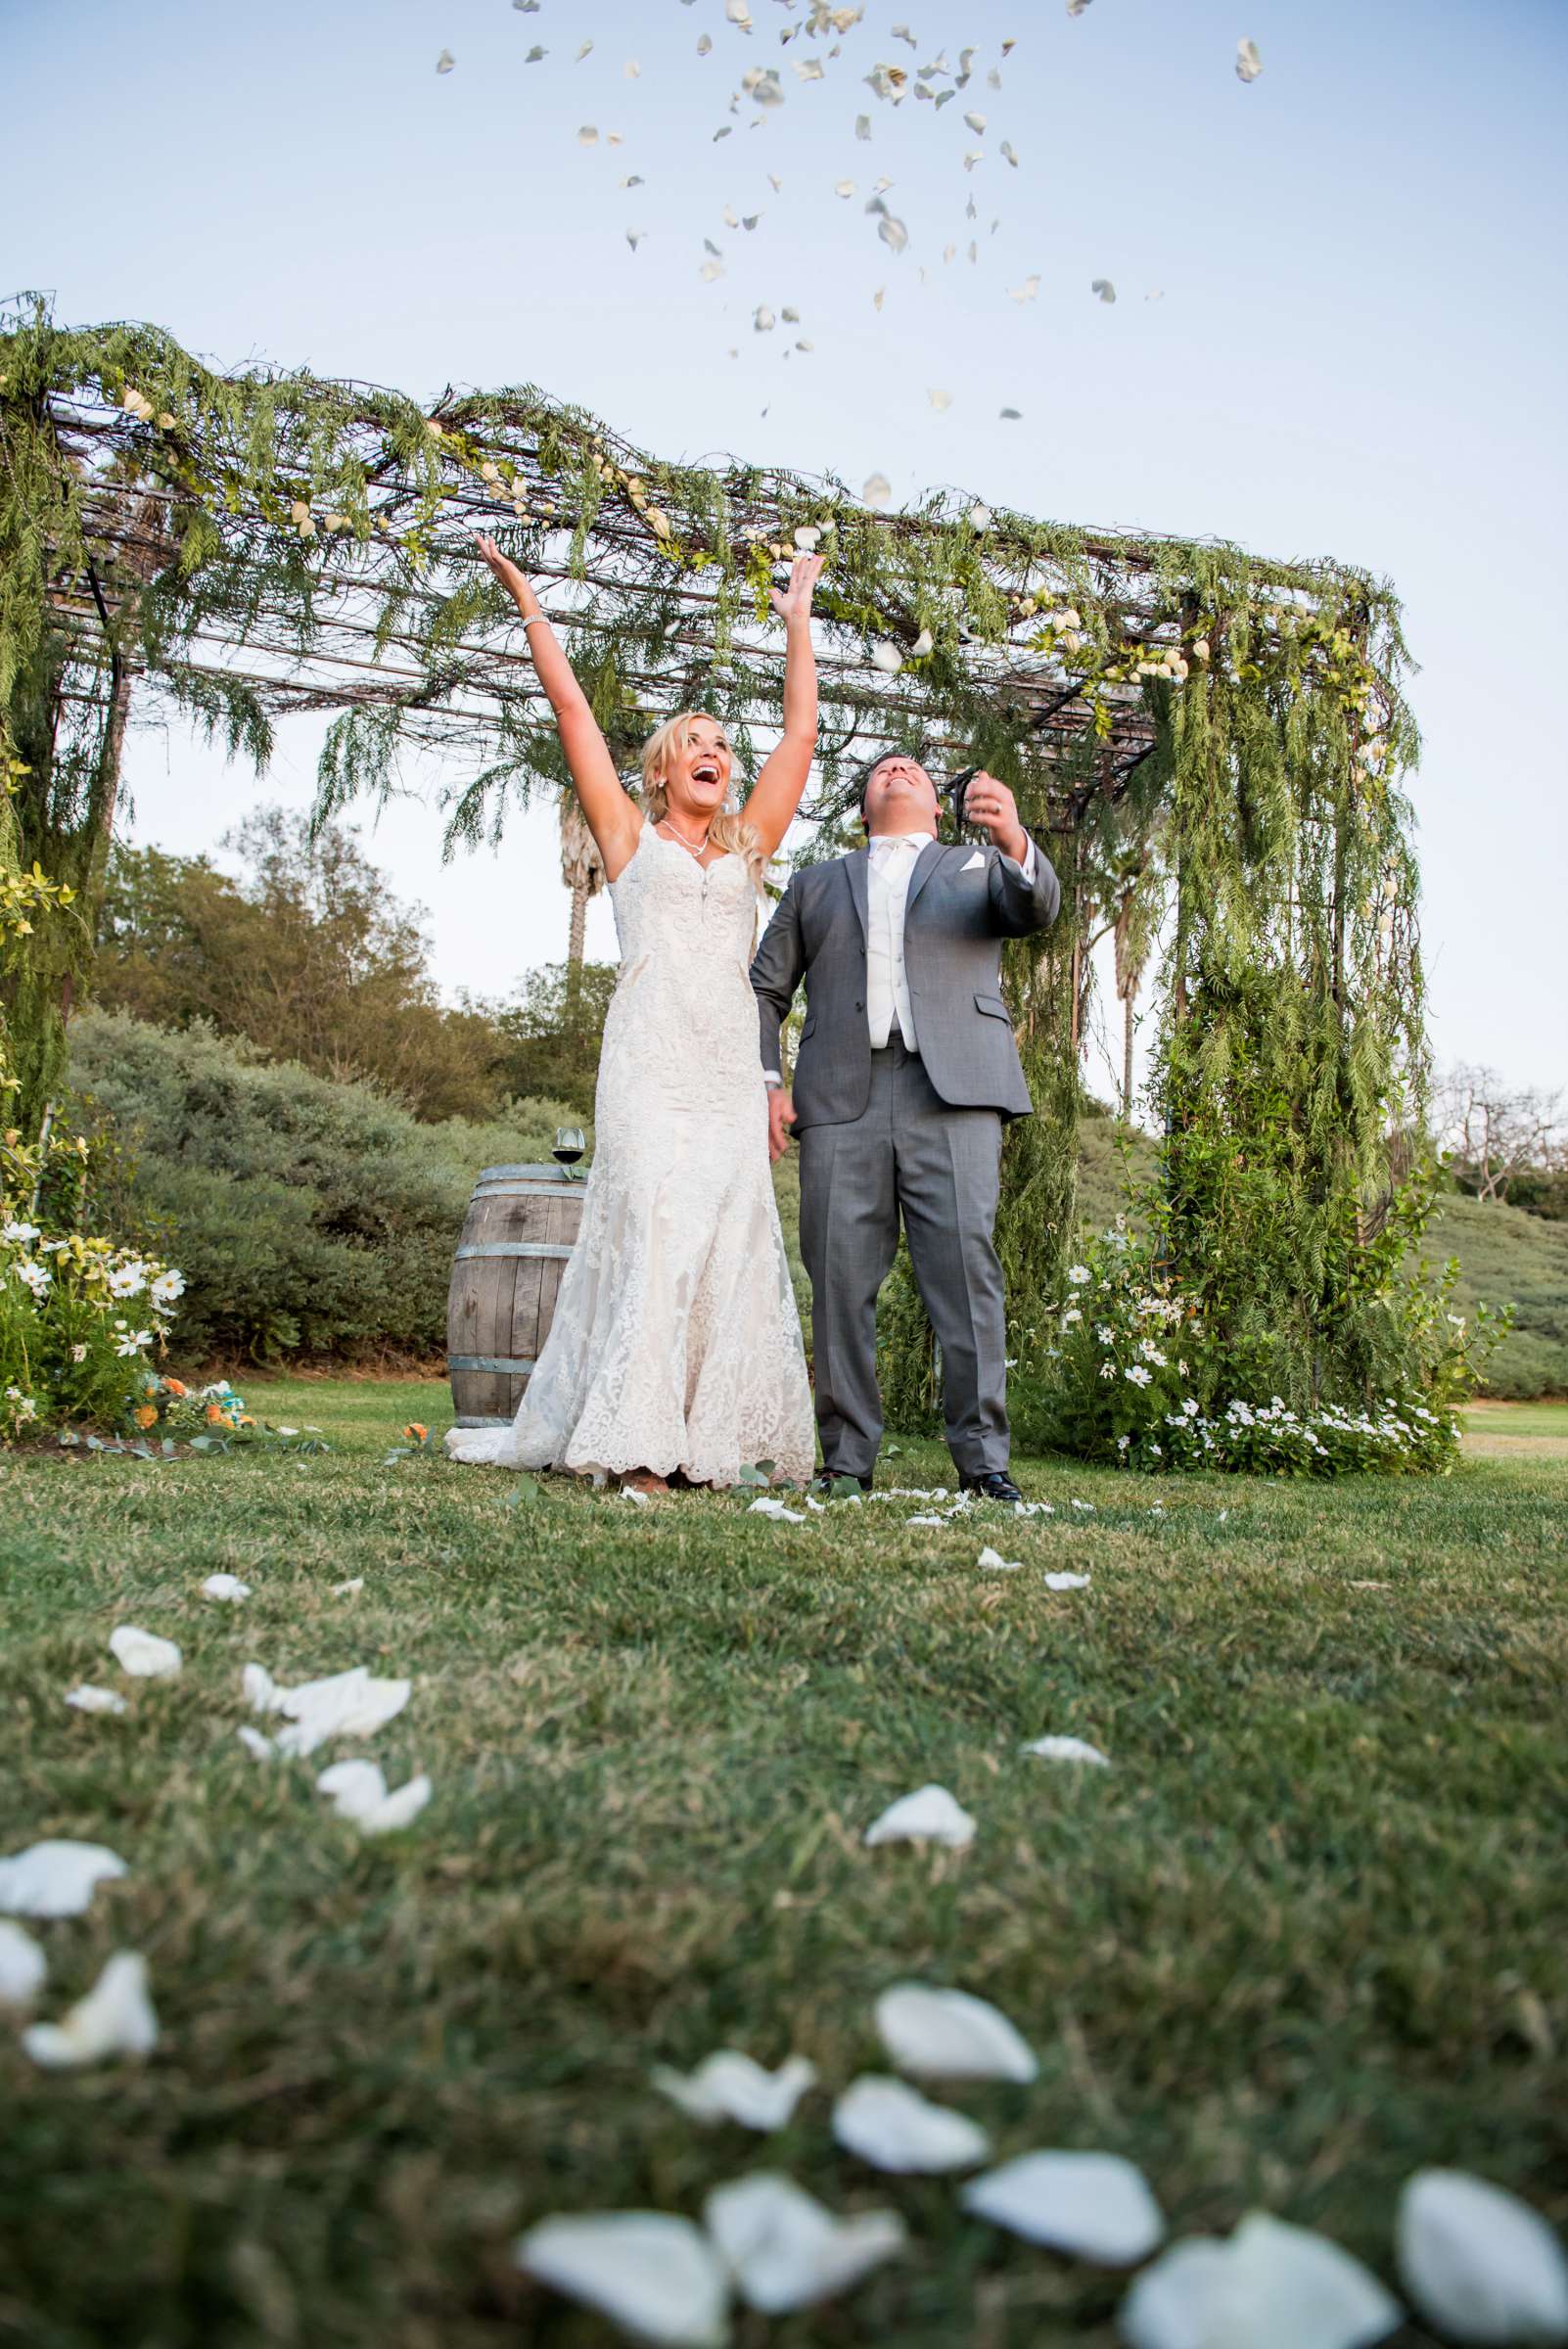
[6, 0, 1566, 1099]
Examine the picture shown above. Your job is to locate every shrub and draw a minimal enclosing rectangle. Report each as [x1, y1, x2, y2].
[66, 1009, 584, 1364]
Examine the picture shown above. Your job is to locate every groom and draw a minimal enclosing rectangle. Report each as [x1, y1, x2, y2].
[751, 751, 1060, 1502]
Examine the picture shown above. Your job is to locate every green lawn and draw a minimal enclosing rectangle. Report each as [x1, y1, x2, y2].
[3, 1381, 1566, 2348]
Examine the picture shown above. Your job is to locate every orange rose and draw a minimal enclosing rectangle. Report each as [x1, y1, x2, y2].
[164, 1377, 188, 1398]
[239, 1413, 254, 1426]
[206, 1402, 224, 1423]
[134, 1405, 158, 1428]
[403, 1422, 429, 1442]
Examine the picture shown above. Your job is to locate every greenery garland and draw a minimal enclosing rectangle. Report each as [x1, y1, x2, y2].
[0, 299, 1428, 1425]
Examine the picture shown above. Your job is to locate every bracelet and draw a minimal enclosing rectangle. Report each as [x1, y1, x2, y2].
[522, 612, 551, 630]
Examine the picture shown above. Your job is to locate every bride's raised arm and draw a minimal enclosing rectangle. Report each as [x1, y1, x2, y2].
[472, 532, 644, 882]
[740, 553, 825, 859]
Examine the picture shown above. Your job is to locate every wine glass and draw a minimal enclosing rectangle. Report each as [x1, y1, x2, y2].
[553, 1126, 586, 1179]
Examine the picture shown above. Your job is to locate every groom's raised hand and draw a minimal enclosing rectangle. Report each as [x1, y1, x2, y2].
[963, 771, 1030, 865]
[766, 1087, 797, 1162]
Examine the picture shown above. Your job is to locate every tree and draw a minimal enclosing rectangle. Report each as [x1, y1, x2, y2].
[94, 809, 503, 1122]
[1437, 1064, 1566, 1204]
[558, 791, 605, 980]
[489, 961, 618, 1120]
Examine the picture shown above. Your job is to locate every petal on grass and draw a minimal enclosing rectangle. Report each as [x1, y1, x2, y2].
[1207, 2213, 1402, 2347]
[110, 1625, 181, 1678]
[237, 1727, 277, 1761]
[245, 1663, 411, 1756]
[1044, 1572, 1090, 1591]
[316, 1761, 432, 1835]
[977, 1545, 1022, 1571]
[704, 2172, 905, 2313]
[653, 2051, 817, 2131]
[202, 1575, 252, 1602]
[0, 1839, 128, 1919]
[1396, 2169, 1568, 2347]
[875, 1983, 1038, 2083]
[516, 2212, 730, 2347]
[863, 1784, 975, 1848]
[66, 1683, 128, 1715]
[22, 1952, 157, 2068]
[960, 2151, 1164, 2265]
[1120, 2237, 1232, 2349]
[1021, 1734, 1110, 1768]
[0, 1919, 47, 2007]
[832, 2076, 991, 2173]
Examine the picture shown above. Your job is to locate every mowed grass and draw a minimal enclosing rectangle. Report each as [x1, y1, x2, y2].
[3, 1382, 1566, 2349]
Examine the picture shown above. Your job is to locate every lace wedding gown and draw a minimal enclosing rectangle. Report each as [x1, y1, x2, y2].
[444, 821, 815, 1485]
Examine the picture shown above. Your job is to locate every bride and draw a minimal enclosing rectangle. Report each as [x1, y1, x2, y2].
[444, 534, 822, 1493]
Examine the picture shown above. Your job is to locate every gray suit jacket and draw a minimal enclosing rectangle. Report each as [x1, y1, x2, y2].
[751, 835, 1060, 1128]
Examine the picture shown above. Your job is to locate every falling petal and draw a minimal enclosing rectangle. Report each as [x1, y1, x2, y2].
[768, 171, 783, 190]
[625, 59, 641, 77]
[525, 46, 546, 63]
[653, 2050, 817, 2130]
[1067, 0, 1092, 13]
[873, 286, 886, 309]
[1008, 274, 1040, 301]
[754, 305, 777, 332]
[23, 1951, 158, 2068]
[835, 179, 857, 197]
[576, 38, 593, 61]
[517, 2213, 730, 2348]
[962, 2152, 1165, 2266]
[577, 124, 599, 146]
[876, 1983, 1038, 2083]
[700, 259, 724, 281]
[110, 1625, 181, 1679]
[1235, 37, 1263, 82]
[1023, 1733, 1111, 1767]
[1089, 278, 1117, 303]
[627, 230, 645, 251]
[934, 87, 954, 108]
[1000, 139, 1019, 165]
[725, 0, 754, 25]
[968, 501, 992, 529]
[963, 149, 984, 169]
[891, 22, 917, 48]
[0, 1840, 128, 1919]
[697, 32, 713, 55]
[436, 49, 455, 73]
[743, 66, 784, 104]
[704, 2173, 905, 2315]
[870, 640, 903, 675]
[911, 626, 934, 656]
[202, 1574, 251, 1602]
[999, 406, 1023, 419]
[833, 2076, 992, 2173]
[963, 110, 987, 132]
[316, 1760, 433, 1835]
[863, 1782, 974, 1846]
[862, 472, 892, 507]
[855, 113, 871, 139]
[877, 211, 909, 253]
[714, 125, 732, 140]
[66, 1683, 128, 1714]
[1145, 288, 1165, 300]
[795, 56, 824, 80]
[927, 387, 952, 410]
[1396, 2170, 1568, 2348]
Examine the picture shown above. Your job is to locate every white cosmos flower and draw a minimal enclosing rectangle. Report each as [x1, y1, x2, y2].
[315, 1761, 432, 1834]
[66, 1683, 128, 1716]
[0, 1839, 129, 1918]
[114, 1328, 153, 1356]
[652, 2050, 817, 2131]
[961, 2151, 1164, 2265]
[23, 1951, 158, 2067]
[1067, 1264, 1091, 1284]
[0, 1919, 47, 2007]
[516, 2211, 729, 2347]
[1396, 2169, 1568, 2346]
[832, 2076, 991, 2173]
[149, 1269, 185, 1306]
[15, 1261, 50, 1299]
[863, 1784, 975, 1849]
[875, 1983, 1038, 2083]
[1, 1220, 40, 1243]
[704, 2173, 904, 2312]
[110, 1625, 181, 1678]
[1022, 1734, 1110, 1768]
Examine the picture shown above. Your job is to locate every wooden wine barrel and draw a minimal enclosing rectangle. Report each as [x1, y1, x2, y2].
[446, 1164, 586, 1429]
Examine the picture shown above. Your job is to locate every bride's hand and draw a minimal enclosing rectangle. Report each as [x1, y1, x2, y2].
[473, 531, 534, 609]
[769, 551, 824, 624]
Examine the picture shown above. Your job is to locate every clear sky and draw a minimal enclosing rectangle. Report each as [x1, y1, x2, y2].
[6, 0, 1566, 1101]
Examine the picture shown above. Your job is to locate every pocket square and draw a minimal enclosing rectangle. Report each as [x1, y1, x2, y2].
[960, 850, 987, 871]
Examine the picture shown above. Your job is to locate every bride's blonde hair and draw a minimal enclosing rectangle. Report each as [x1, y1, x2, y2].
[640, 712, 765, 891]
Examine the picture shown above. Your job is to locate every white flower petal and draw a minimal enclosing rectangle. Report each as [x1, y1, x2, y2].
[0, 1839, 128, 1918]
[928, 386, 952, 410]
[1044, 1571, 1091, 1591]
[0, 1919, 47, 2007]
[911, 627, 934, 657]
[878, 211, 909, 253]
[316, 1760, 431, 1835]
[1397, 2169, 1568, 2346]
[748, 1496, 806, 1522]
[792, 526, 821, 550]
[1091, 278, 1117, 303]
[864, 1784, 975, 1848]
[111, 1624, 181, 1679]
[653, 2050, 817, 2131]
[961, 2150, 1164, 2265]
[245, 1662, 411, 1756]
[333, 1578, 364, 1596]
[517, 2212, 730, 2347]
[436, 48, 455, 73]
[968, 502, 992, 530]
[66, 1683, 128, 1715]
[832, 2076, 991, 2173]
[1022, 1734, 1110, 1768]
[237, 1726, 277, 1761]
[875, 1983, 1038, 2083]
[202, 1574, 251, 1602]
[1235, 38, 1263, 83]
[1120, 2237, 1232, 2349]
[978, 1545, 1022, 1571]
[870, 640, 904, 676]
[1202, 2213, 1402, 2348]
[704, 2172, 904, 2313]
[22, 1951, 157, 2068]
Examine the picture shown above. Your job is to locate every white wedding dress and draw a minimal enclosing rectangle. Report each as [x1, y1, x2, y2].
[444, 821, 815, 1485]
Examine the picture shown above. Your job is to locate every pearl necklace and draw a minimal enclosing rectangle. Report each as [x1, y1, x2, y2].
[659, 813, 715, 862]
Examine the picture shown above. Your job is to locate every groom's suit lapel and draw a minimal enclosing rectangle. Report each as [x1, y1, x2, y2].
[904, 837, 948, 918]
[844, 848, 869, 941]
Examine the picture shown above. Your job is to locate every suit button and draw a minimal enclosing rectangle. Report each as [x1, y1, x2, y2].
[854, 999, 864, 1011]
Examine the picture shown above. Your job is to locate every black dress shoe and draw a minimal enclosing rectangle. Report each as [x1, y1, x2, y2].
[813, 1468, 873, 1496]
[959, 1469, 1025, 1505]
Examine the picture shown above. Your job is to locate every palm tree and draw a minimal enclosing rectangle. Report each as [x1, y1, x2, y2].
[558, 788, 605, 995]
